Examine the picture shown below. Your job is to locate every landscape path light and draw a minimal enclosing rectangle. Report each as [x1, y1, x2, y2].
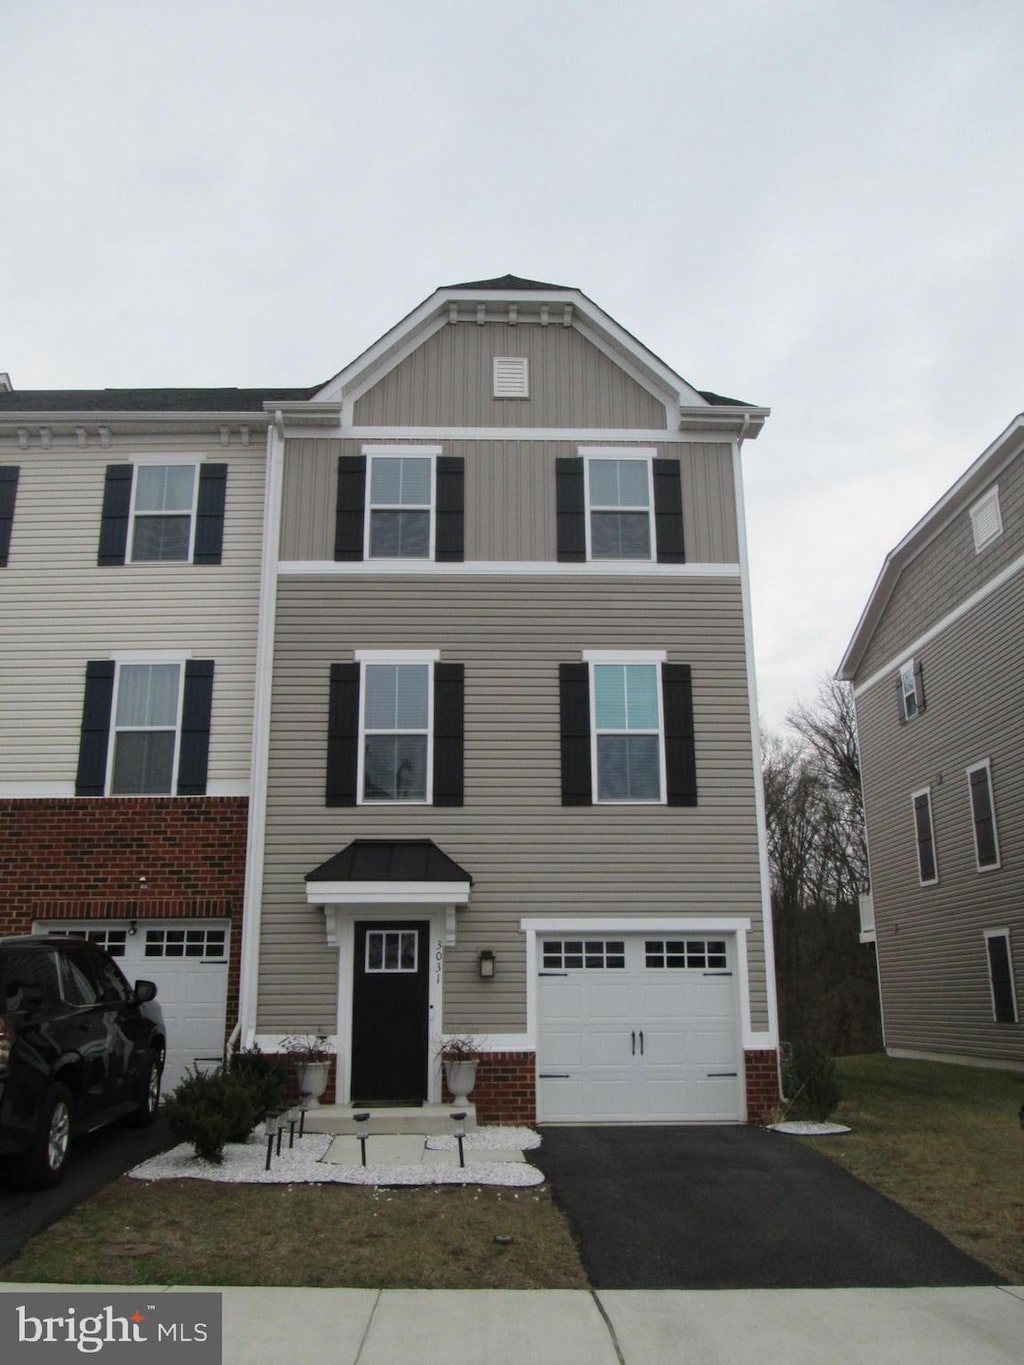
[353, 1111, 371, 1166]
[451, 1111, 467, 1168]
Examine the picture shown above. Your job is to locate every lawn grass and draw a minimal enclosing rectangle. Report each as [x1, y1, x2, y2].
[799, 1054, 1024, 1283]
[4, 1179, 588, 1289]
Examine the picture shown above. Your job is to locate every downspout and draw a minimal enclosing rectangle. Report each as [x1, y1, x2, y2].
[235, 410, 286, 1050]
[732, 418, 784, 1107]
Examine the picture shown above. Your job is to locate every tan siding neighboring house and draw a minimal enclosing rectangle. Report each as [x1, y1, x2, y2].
[840, 417, 1024, 1071]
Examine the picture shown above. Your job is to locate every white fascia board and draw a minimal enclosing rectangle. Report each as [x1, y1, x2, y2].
[679, 407, 769, 439]
[260, 402, 342, 430]
[520, 916, 753, 934]
[344, 427, 728, 442]
[0, 411, 273, 441]
[839, 413, 1024, 680]
[307, 881, 472, 906]
[278, 560, 740, 579]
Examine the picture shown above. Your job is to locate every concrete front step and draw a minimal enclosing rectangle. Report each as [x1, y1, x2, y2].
[302, 1103, 478, 1136]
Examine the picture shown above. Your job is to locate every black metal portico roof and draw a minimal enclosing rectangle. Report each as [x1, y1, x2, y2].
[305, 839, 473, 886]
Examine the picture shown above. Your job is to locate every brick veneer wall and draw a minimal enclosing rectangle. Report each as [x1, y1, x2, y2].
[442, 1052, 537, 1125]
[0, 797, 248, 1037]
[744, 1049, 781, 1124]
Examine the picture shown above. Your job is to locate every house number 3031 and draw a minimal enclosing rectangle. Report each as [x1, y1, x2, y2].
[435, 940, 443, 984]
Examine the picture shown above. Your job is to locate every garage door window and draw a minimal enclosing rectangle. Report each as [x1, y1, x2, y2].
[49, 927, 128, 958]
[145, 927, 227, 959]
[542, 939, 626, 970]
[644, 939, 728, 969]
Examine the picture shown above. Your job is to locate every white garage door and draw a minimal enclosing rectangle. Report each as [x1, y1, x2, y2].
[537, 934, 742, 1122]
[41, 921, 230, 1094]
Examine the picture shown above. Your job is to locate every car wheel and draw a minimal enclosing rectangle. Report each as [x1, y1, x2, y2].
[18, 1083, 74, 1189]
[128, 1052, 162, 1127]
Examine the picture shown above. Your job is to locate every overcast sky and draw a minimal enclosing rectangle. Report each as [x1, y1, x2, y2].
[3, 1, 1022, 731]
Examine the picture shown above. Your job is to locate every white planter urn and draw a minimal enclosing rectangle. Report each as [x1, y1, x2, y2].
[444, 1058, 479, 1107]
[298, 1060, 330, 1109]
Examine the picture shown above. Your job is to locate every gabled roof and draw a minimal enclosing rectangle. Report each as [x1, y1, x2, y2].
[445, 273, 572, 291]
[838, 413, 1024, 681]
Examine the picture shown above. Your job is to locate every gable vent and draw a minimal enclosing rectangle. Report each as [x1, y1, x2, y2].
[493, 356, 529, 399]
[970, 485, 1002, 552]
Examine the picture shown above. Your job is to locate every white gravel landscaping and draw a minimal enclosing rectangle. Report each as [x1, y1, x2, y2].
[768, 1120, 852, 1136]
[128, 1128, 546, 1187]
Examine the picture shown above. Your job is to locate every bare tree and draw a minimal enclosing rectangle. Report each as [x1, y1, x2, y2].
[764, 677, 881, 1054]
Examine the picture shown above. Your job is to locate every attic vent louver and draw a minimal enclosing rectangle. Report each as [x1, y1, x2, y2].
[493, 357, 528, 399]
[970, 485, 1002, 552]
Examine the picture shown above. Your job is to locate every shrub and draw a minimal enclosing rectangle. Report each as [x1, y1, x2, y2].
[164, 1059, 281, 1163]
[227, 1045, 288, 1116]
[783, 1042, 842, 1121]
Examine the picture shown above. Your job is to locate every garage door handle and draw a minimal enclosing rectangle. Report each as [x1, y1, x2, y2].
[631, 1030, 636, 1055]
[639, 1030, 644, 1055]
[707, 1072, 738, 1078]
[539, 972, 569, 977]
[704, 971, 733, 976]
[539, 1073, 571, 1079]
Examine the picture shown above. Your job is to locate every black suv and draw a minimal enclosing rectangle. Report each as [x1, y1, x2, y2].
[0, 935, 166, 1188]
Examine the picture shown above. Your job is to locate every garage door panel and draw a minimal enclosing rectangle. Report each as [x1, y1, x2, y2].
[537, 932, 742, 1123]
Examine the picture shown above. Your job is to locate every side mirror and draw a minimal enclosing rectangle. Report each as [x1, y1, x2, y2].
[134, 979, 158, 1004]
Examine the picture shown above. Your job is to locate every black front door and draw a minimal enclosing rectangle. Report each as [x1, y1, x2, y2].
[350, 921, 429, 1103]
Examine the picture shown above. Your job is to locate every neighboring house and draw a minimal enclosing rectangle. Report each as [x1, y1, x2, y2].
[0, 376, 315, 1090]
[839, 415, 1024, 1071]
[241, 275, 781, 1123]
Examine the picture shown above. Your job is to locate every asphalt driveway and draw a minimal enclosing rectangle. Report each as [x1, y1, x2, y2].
[534, 1125, 1004, 1290]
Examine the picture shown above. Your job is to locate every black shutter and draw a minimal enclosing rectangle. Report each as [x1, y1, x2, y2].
[0, 466, 19, 566]
[653, 459, 685, 563]
[433, 662, 465, 805]
[177, 660, 215, 795]
[914, 792, 936, 882]
[435, 457, 465, 562]
[194, 464, 227, 564]
[97, 464, 133, 565]
[986, 935, 1017, 1023]
[75, 661, 115, 795]
[970, 767, 998, 867]
[663, 663, 697, 806]
[896, 674, 908, 724]
[559, 663, 592, 805]
[555, 459, 586, 563]
[912, 658, 926, 715]
[326, 663, 360, 805]
[334, 456, 366, 561]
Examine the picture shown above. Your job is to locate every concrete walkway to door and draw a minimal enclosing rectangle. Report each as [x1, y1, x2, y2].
[534, 1125, 1003, 1290]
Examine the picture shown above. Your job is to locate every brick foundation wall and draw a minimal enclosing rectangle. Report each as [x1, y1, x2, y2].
[744, 1048, 781, 1124]
[0, 796, 248, 1037]
[443, 1051, 537, 1125]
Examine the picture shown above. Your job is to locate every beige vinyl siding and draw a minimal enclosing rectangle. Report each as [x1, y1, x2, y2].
[0, 438, 265, 787]
[858, 449, 1024, 680]
[279, 438, 739, 565]
[352, 321, 669, 429]
[855, 570, 1024, 1064]
[255, 575, 768, 1036]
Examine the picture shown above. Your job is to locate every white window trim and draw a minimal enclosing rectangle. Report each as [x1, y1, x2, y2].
[579, 448, 657, 564]
[127, 459, 200, 565]
[898, 658, 919, 721]
[106, 657, 187, 797]
[585, 652, 668, 805]
[911, 786, 938, 886]
[362, 445, 442, 563]
[966, 759, 1001, 872]
[493, 356, 529, 399]
[969, 485, 1002, 553]
[354, 649, 439, 806]
[983, 928, 1018, 1024]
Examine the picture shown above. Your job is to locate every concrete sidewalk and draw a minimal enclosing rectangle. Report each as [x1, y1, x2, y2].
[4, 1284, 1023, 1363]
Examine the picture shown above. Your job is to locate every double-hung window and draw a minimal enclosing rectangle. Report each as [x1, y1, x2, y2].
[98, 461, 227, 566]
[325, 652, 465, 807]
[75, 655, 215, 797]
[967, 760, 1001, 870]
[559, 652, 697, 806]
[912, 787, 938, 885]
[591, 658, 664, 801]
[360, 658, 433, 802]
[111, 662, 183, 794]
[585, 455, 654, 560]
[367, 454, 434, 559]
[897, 658, 925, 722]
[334, 447, 464, 563]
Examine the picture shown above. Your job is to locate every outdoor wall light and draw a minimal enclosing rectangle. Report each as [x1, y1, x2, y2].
[478, 949, 496, 979]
